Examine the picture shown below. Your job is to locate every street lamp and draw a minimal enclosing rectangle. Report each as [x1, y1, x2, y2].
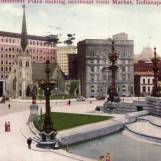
[151, 47, 160, 97]
[40, 60, 56, 141]
[108, 41, 120, 102]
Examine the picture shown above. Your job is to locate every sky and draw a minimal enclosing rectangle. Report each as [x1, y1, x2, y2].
[0, 3, 161, 55]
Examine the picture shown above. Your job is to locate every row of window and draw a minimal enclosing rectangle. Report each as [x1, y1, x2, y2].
[0, 37, 54, 47]
[142, 78, 154, 84]
[0, 47, 55, 55]
[0, 53, 16, 58]
[1, 60, 15, 65]
[86, 49, 132, 58]
[142, 86, 152, 93]
[0, 74, 8, 79]
[0, 66, 11, 72]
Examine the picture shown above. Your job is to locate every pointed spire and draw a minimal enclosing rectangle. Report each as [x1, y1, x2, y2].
[21, 5, 28, 53]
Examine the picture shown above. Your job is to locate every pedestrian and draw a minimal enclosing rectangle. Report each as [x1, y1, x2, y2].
[7, 121, 11, 132]
[68, 100, 71, 106]
[8, 104, 11, 110]
[5, 122, 7, 132]
[27, 137, 32, 149]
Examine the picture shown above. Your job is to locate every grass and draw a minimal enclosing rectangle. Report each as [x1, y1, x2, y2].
[34, 112, 113, 131]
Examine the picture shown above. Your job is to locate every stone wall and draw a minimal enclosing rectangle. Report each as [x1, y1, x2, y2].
[145, 97, 161, 116]
[57, 121, 125, 145]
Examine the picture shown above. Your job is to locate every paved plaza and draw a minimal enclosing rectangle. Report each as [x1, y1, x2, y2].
[0, 99, 125, 161]
[1, 97, 160, 161]
[126, 115, 161, 140]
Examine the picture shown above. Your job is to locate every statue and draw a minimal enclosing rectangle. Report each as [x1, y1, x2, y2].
[32, 85, 37, 104]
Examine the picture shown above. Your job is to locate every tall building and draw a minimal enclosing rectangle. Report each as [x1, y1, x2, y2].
[56, 46, 77, 76]
[68, 54, 78, 80]
[0, 31, 56, 79]
[78, 33, 134, 98]
[0, 31, 56, 96]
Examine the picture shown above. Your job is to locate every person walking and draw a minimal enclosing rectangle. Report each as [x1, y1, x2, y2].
[8, 104, 11, 110]
[68, 100, 71, 106]
[27, 137, 32, 149]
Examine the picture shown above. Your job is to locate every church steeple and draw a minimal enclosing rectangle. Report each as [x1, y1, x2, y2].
[21, 5, 28, 53]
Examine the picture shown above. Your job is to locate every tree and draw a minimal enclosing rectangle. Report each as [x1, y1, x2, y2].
[69, 80, 79, 96]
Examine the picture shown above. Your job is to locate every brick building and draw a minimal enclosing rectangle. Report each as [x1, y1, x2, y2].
[134, 60, 161, 96]
[0, 31, 56, 80]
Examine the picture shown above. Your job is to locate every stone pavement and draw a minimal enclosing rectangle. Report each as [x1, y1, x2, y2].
[0, 99, 125, 161]
[126, 115, 161, 144]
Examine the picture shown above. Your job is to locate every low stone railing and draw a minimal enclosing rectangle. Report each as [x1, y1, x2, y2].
[125, 110, 149, 123]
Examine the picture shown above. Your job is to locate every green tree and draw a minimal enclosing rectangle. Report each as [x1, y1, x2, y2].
[69, 80, 79, 96]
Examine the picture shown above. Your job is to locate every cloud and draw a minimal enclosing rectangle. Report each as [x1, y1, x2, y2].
[0, 4, 21, 16]
[0, 4, 161, 54]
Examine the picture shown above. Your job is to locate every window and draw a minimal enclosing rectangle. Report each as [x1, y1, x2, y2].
[91, 66, 94, 72]
[122, 74, 126, 81]
[19, 61, 22, 67]
[122, 67, 125, 72]
[30, 41, 32, 45]
[26, 61, 29, 67]
[91, 60, 94, 63]
[148, 86, 150, 92]
[143, 79, 145, 84]
[148, 79, 150, 84]
[91, 89, 95, 93]
[142, 86, 146, 93]
[97, 74, 100, 81]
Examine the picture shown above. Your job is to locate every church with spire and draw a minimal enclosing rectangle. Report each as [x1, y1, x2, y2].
[6, 5, 33, 98]
[5, 5, 66, 98]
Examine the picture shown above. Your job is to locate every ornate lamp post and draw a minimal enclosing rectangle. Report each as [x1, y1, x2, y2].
[108, 41, 119, 102]
[40, 60, 56, 141]
[151, 47, 160, 97]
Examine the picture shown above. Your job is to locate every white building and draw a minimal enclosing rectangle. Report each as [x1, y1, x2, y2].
[78, 33, 134, 98]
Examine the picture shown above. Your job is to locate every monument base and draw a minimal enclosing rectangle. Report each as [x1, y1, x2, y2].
[97, 101, 137, 114]
[27, 104, 39, 124]
[37, 130, 58, 149]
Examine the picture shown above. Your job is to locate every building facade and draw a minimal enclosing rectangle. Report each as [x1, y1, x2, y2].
[0, 31, 56, 79]
[78, 33, 134, 98]
[134, 71, 154, 96]
[68, 54, 78, 80]
[56, 46, 77, 76]
[0, 31, 56, 96]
